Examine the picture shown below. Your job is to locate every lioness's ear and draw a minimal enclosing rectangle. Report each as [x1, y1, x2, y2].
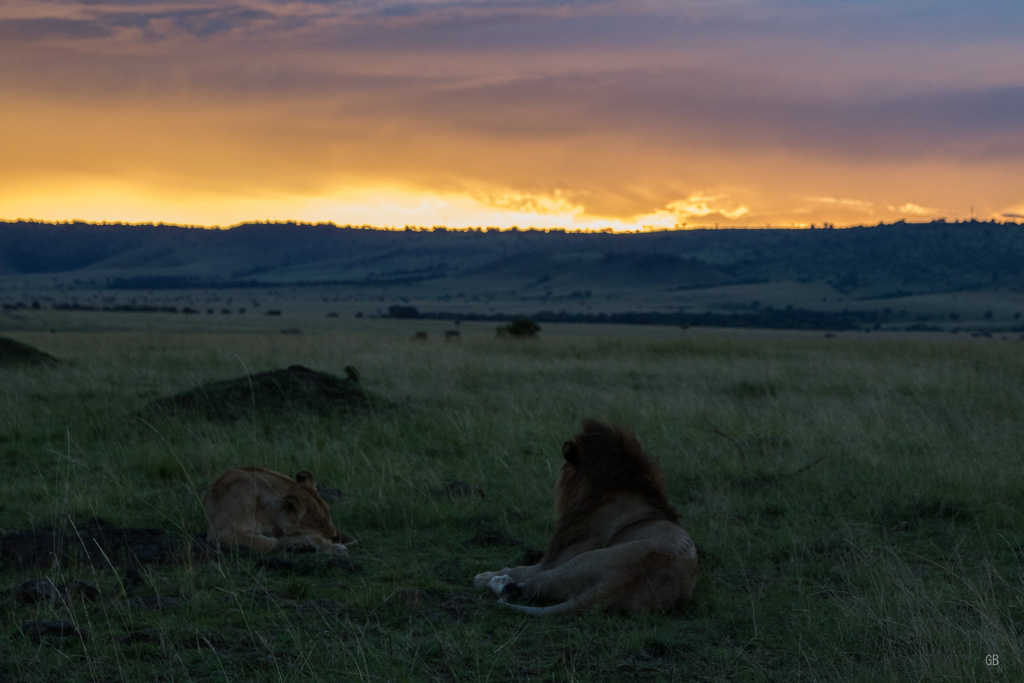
[562, 440, 582, 466]
[295, 471, 315, 487]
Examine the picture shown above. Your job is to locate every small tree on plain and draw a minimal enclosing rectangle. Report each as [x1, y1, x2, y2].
[497, 318, 540, 338]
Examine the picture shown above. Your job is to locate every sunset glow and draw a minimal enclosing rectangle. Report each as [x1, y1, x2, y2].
[3, 1, 1023, 230]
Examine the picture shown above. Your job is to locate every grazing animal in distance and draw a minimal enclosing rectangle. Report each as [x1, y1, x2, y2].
[203, 466, 353, 554]
[474, 419, 698, 615]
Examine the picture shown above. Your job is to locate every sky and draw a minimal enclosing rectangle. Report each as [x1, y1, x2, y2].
[2, 0, 1023, 231]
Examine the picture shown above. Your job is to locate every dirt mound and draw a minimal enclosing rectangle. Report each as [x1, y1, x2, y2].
[0, 518, 193, 570]
[0, 336, 59, 367]
[0, 517, 367, 572]
[142, 364, 388, 421]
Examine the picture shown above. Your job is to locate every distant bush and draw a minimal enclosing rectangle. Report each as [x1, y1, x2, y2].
[497, 318, 540, 338]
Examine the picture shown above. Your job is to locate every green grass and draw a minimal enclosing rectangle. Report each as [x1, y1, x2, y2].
[1, 325, 1022, 681]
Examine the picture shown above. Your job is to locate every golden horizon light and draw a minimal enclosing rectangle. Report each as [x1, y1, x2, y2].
[2, 1, 1024, 230]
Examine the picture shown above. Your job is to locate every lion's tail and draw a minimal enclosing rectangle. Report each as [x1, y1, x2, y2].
[499, 598, 581, 616]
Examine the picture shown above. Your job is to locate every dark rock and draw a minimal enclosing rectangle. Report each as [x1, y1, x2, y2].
[12, 578, 99, 605]
[13, 578, 60, 604]
[19, 620, 83, 643]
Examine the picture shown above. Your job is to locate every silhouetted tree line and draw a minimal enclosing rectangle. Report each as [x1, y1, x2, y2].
[108, 276, 282, 289]
[406, 307, 893, 331]
[387, 305, 421, 318]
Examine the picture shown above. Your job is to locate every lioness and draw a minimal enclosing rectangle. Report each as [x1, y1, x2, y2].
[203, 466, 353, 554]
[474, 419, 698, 615]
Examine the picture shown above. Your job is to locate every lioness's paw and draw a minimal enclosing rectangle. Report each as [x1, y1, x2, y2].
[322, 543, 349, 555]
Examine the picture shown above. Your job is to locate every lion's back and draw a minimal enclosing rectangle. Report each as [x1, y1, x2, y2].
[203, 466, 292, 533]
[597, 516, 698, 613]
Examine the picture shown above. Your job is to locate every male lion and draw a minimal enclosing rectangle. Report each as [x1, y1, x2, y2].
[203, 466, 353, 554]
[474, 420, 698, 615]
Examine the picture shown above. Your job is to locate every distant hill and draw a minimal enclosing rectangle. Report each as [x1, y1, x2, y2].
[3, 220, 1024, 332]
[3, 219, 1024, 291]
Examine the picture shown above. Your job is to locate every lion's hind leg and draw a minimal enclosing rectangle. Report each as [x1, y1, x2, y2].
[499, 539, 688, 615]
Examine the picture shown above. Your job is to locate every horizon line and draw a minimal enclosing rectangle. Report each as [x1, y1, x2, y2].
[4, 217, 1022, 234]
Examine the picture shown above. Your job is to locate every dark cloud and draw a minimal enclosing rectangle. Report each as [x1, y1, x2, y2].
[700, 83, 1024, 162]
[0, 18, 112, 42]
[373, 4, 424, 19]
[1, 5, 286, 43]
[99, 7, 279, 39]
[6, 2, 1021, 166]
[350, 62, 1024, 165]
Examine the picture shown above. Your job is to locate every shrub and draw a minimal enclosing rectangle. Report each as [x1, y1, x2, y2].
[497, 318, 540, 338]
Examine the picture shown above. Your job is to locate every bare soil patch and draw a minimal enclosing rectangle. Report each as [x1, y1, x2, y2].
[0, 518, 200, 570]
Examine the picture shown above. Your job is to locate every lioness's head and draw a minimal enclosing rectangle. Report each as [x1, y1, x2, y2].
[284, 471, 353, 543]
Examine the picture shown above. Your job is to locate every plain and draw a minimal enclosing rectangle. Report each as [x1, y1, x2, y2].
[1, 319, 1022, 681]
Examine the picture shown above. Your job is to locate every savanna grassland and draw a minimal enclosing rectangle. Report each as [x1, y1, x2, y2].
[1, 319, 1022, 681]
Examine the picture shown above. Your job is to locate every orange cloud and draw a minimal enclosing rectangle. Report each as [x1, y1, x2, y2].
[889, 202, 942, 218]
